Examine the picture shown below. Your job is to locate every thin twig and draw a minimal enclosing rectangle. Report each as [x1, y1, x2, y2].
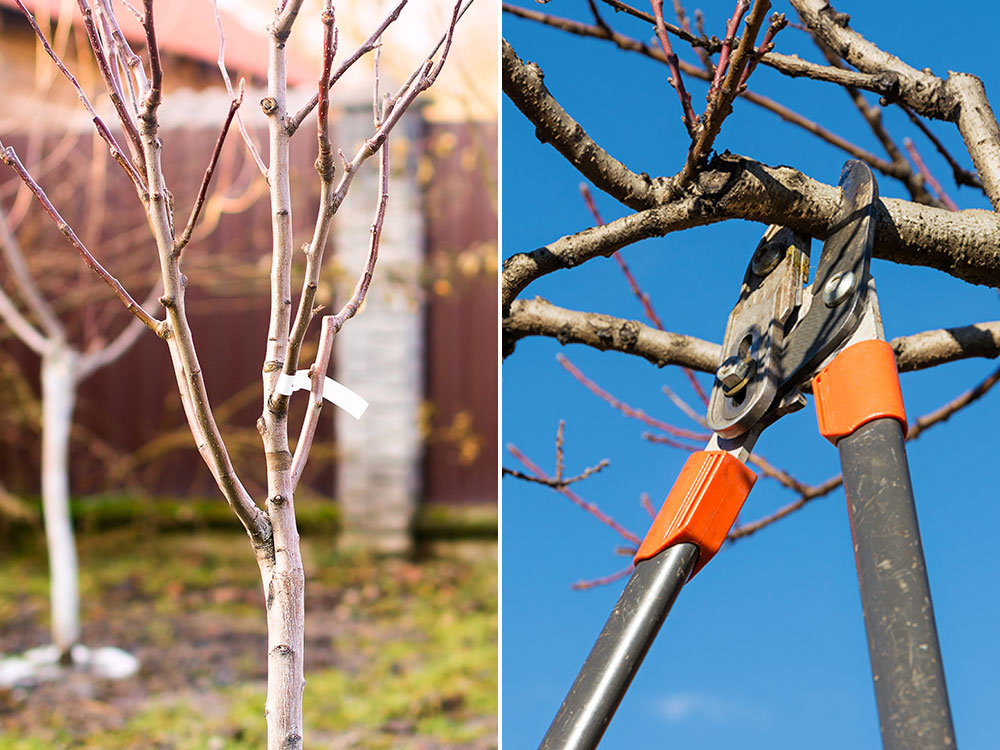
[74, 0, 146, 171]
[15, 0, 146, 193]
[651, 0, 698, 136]
[558, 353, 711, 440]
[640, 492, 657, 518]
[579, 183, 710, 404]
[708, 0, 749, 101]
[731, 361, 1000, 539]
[683, 0, 771, 181]
[287, 0, 413, 135]
[174, 82, 246, 255]
[502, 460, 610, 488]
[907, 362, 1000, 439]
[904, 137, 959, 211]
[290, 135, 390, 487]
[674, 0, 713, 73]
[0, 144, 162, 334]
[572, 565, 634, 590]
[900, 104, 983, 191]
[737, 12, 786, 91]
[211, 0, 267, 175]
[507, 443, 642, 545]
[661, 383, 708, 427]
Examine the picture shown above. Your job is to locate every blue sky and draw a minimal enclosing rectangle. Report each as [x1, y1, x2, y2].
[501, 2, 1000, 748]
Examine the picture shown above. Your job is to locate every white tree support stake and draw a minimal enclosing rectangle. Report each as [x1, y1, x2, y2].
[275, 370, 369, 420]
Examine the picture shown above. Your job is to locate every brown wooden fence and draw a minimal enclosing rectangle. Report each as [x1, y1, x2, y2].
[0, 120, 497, 508]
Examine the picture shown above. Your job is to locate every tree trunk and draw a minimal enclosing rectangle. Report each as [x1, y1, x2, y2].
[40, 345, 81, 662]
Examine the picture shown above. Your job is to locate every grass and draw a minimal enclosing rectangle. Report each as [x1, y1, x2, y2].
[0, 522, 497, 749]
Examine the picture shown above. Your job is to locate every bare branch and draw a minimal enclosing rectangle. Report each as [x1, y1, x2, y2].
[502, 38, 677, 210]
[907, 363, 1000, 440]
[289, 139, 391, 487]
[504, 296, 721, 371]
[505, 296, 1000, 375]
[580, 183, 709, 404]
[790, 0, 1000, 207]
[502, 6, 904, 184]
[651, 0, 698, 136]
[174, 82, 246, 255]
[507, 442, 642, 545]
[904, 138, 958, 211]
[212, 0, 267, 175]
[0, 144, 162, 334]
[557, 353, 710, 440]
[900, 105, 983, 191]
[287, 0, 409, 135]
[682, 0, 770, 181]
[73, 0, 146, 172]
[15, 0, 146, 193]
[501, 164, 1000, 304]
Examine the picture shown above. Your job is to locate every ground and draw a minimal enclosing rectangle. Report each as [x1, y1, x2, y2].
[0, 522, 498, 749]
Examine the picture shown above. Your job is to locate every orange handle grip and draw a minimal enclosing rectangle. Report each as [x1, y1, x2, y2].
[634, 451, 756, 577]
[812, 339, 907, 445]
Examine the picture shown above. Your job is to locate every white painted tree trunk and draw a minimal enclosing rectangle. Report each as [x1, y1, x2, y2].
[39, 345, 80, 661]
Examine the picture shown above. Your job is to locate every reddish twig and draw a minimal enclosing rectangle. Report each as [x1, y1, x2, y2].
[640, 492, 657, 518]
[502, 419, 611, 488]
[572, 564, 634, 590]
[174, 82, 245, 255]
[900, 105, 983, 191]
[737, 12, 786, 91]
[907, 362, 1000, 440]
[558, 353, 711, 440]
[504, 6, 900, 185]
[650, 0, 699, 136]
[683, 0, 770, 181]
[661, 384, 709, 426]
[708, 0, 749, 100]
[731, 362, 1000, 540]
[579, 184, 710, 405]
[904, 137, 959, 211]
[642, 432, 702, 451]
[507, 443, 642, 546]
[728, 474, 843, 539]
[674, 0, 713, 73]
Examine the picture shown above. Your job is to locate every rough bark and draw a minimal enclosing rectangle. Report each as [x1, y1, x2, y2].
[504, 296, 1000, 375]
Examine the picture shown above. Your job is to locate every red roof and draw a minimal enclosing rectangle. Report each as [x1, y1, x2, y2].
[3, 0, 315, 85]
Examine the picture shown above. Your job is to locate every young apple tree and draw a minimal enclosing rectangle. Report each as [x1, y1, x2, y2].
[1, 0, 470, 746]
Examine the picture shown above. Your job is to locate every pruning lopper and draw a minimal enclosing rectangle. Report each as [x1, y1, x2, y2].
[540, 161, 955, 750]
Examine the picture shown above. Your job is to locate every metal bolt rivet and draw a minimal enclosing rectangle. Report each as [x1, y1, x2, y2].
[823, 270, 856, 307]
[751, 242, 785, 277]
[717, 355, 755, 396]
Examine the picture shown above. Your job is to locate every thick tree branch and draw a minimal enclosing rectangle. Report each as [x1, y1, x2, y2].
[504, 296, 721, 370]
[790, 0, 1000, 208]
[502, 155, 1000, 306]
[503, 6, 913, 189]
[504, 296, 1000, 375]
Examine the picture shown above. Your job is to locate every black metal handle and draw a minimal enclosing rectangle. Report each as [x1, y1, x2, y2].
[839, 417, 956, 749]
[539, 543, 699, 750]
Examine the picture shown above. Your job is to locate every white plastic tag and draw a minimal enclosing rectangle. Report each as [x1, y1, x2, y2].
[275, 370, 369, 420]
